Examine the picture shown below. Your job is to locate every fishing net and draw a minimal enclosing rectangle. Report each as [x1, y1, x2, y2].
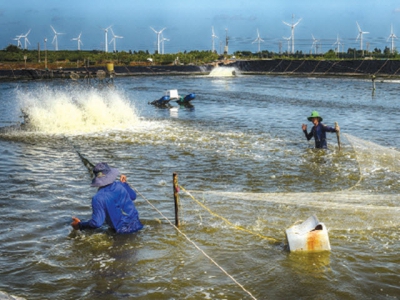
[180, 134, 400, 235]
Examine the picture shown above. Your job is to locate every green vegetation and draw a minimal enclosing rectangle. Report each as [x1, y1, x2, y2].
[1, 43, 399, 70]
[0, 45, 220, 69]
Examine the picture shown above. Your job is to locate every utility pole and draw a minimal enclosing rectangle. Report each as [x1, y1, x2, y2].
[224, 28, 229, 55]
[44, 38, 47, 69]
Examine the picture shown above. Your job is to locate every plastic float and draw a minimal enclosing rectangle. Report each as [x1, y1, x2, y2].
[285, 215, 331, 252]
[149, 90, 195, 108]
[177, 93, 195, 105]
[149, 95, 172, 108]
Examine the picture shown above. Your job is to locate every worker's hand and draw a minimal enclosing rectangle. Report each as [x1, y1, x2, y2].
[120, 174, 127, 183]
[302, 124, 307, 131]
[71, 217, 80, 230]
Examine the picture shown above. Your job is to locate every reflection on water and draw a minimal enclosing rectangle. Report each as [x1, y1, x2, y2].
[0, 76, 399, 299]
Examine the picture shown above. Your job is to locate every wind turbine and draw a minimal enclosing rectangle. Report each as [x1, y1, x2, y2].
[109, 27, 123, 52]
[311, 34, 319, 54]
[13, 35, 23, 48]
[283, 15, 302, 54]
[252, 29, 264, 53]
[71, 32, 83, 50]
[161, 32, 169, 54]
[283, 36, 291, 53]
[19, 29, 31, 50]
[211, 26, 218, 53]
[102, 25, 112, 52]
[333, 34, 342, 54]
[387, 24, 397, 54]
[150, 27, 166, 54]
[356, 21, 369, 51]
[50, 26, 64, 51]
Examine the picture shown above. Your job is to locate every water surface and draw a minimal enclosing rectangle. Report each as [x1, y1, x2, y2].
[0, 72, 399, 299]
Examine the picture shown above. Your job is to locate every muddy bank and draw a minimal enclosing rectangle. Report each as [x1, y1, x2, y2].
[1, 59, 400, 81]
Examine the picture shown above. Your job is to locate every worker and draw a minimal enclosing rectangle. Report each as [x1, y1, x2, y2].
[71, 162, 143, 233]
[302, 111, 339, 149]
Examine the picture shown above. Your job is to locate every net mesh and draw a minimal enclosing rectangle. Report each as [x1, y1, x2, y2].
[180, 134, 400, 234]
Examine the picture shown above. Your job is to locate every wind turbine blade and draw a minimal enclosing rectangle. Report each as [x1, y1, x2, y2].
[150, 27, 157, 33]
[282, 21, 291, 26]
[293, 19, 302, 27]
[356, 21, 361, 32]
[50, 25, 56, 34]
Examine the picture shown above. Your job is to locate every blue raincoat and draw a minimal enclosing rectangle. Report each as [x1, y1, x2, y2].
[303, 122, 337, 149]
[79, 181, 143, 233]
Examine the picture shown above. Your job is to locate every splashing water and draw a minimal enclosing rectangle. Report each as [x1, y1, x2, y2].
[208, 66, 238, 77]
[17, 86, 140, 134]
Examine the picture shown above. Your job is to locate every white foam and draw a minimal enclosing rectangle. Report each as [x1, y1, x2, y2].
[209, 66, 238, 77]
[18, 86, 140, 134]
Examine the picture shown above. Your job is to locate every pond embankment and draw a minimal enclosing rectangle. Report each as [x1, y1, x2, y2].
[1, 59, 400, 81]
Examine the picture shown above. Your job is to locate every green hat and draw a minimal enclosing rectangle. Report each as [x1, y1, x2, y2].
[307, 111, 323, 122]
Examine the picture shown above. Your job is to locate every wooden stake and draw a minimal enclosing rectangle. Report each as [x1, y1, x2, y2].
[335, 122, 341, 151]
[173, 172, 180, 227]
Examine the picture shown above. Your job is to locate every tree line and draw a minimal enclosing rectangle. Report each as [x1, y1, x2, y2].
[0, 45, 220, 68]
[1, 44, 399, 70]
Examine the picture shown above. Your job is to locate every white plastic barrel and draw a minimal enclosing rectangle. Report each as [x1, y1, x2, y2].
[285, 215, 331, 252]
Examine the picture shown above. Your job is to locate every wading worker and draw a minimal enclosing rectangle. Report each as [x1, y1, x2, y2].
[71, 162, 143, 233]
[302, 111, 339, 149]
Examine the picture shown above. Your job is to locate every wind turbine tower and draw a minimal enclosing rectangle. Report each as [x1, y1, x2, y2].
[283, 36, 291, 54]
[102, 26, 112, 52]
[109, 28, 123, 52]
[387, 24, 397, 54]
[252, 29, 264, 53]
[311, 34, 319, 54]
[50, 26, 64, 51]
[150, 27, 166, 54]
[283, 15, 302, 54]
[333, 34, 342, 54]
[161, 33, 169, 54]
[72, 32, 83, 50]
[211, 26, 218, 53]
[356, 21, 369, 53]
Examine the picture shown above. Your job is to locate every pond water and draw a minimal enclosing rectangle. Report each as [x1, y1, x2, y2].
[0, 71, 399, 299]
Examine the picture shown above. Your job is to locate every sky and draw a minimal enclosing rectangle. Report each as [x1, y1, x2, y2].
[2, 0, 400, 54]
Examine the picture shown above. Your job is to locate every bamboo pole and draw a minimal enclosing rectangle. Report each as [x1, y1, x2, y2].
[173, 172, 180, 227]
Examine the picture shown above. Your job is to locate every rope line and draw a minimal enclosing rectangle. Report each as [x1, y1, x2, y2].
[179, 185, 279, 243]
[67, 140, 257, 299]
[134, 188, 258, 300]
[374, 59, 389, 76]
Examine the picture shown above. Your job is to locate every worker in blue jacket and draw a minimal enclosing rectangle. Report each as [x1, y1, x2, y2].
[302, 111, 339, 149]
[71, 162, 143, 234]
